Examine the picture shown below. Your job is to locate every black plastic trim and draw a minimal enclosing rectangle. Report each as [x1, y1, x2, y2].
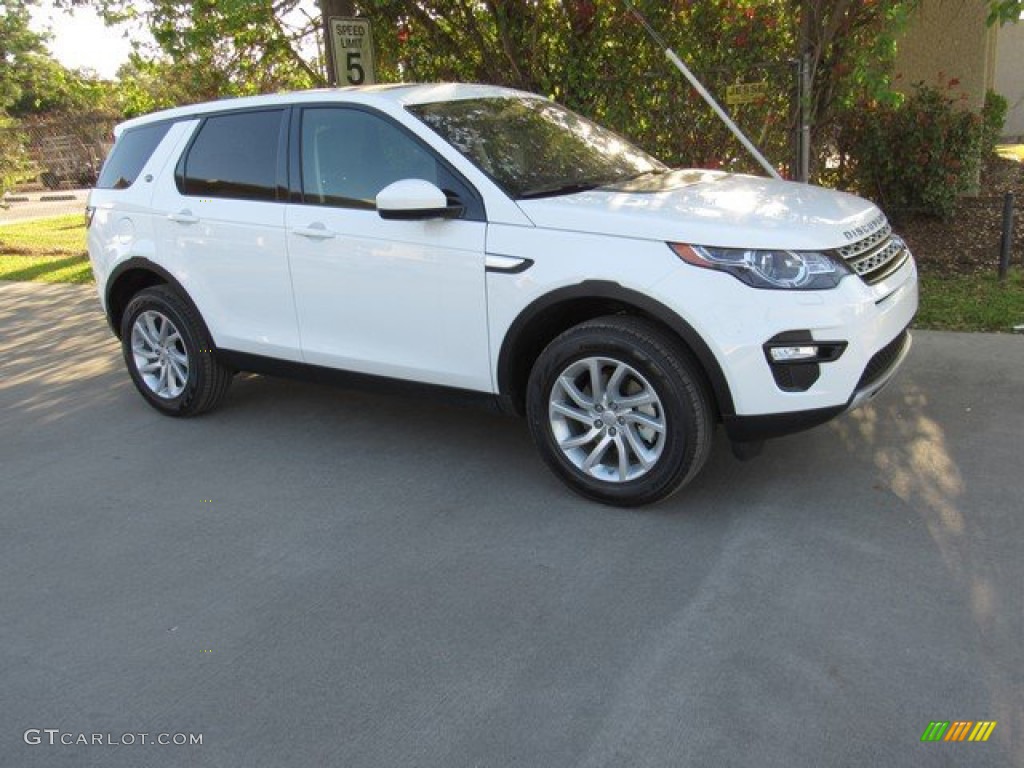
[378, 205, 462, 221]
[762, 331, 847, 393]
[496, 280, 734, 416]
[104, 258, 211, 341]
[723, 405, 846, 442]
[216, 350, 502, 412]
[287, 104, 302, 203]
[276, 107, 292, 202]
[485, 257, 534, 274]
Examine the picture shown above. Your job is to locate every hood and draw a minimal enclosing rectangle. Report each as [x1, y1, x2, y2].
[515, 170, 882, 252]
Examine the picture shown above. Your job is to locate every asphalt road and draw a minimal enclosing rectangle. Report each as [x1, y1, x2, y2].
[1, 189, 88, 225]
[2, 280, 1022, 767]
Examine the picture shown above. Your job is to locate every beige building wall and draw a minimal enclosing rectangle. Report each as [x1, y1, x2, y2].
[894, 0, 995, 112]
[994, 21, 1024, 138]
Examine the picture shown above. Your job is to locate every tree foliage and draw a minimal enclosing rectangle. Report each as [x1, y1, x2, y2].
[987, 0, 1024, 24]
[1, 0, 49, 111]
[61, 0, 322, 97]
[1, 0, 48, 193]
[43, 0, 1024, 187]
[838, 82, 984, 218]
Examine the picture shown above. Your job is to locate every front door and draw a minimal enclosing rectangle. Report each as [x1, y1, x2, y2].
[285, 106, 491, 392]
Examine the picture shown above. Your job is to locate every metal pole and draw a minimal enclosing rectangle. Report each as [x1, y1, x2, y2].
[799, 52, 812, 183]
[998, 192, 1015, 281]
[792, 58, 801, 180]
[797, 0, 813, 183]
[625, 2, 782, 180]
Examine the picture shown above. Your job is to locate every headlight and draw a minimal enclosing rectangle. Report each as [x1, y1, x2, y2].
[670, 243, 852, 290]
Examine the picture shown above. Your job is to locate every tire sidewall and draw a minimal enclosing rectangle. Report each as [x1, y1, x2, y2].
[526, 324, 705, 506]
[121, 289, 203, 416]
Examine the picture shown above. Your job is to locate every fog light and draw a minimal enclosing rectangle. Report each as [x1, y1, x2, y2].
[769, 345, 819, 362]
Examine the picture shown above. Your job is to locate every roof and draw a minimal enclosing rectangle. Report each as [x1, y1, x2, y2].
[115, 83, 535, 135]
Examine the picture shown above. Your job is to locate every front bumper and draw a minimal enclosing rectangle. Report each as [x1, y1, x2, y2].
[723, 327, 912, 442]
[651, 249, 919, 441]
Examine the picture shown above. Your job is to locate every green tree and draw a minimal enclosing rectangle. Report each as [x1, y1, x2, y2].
[987, 0, 1024, 24]
[62, 0, 324, 99]
[1, 0, 49, 111]
[1, 0, 49, 194]
[61, 0, 1017, 178]
[7, 53, 121, 118]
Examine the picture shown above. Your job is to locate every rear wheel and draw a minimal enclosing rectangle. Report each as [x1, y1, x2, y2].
[526, 316, 713, 506]
[120, 286, 231, 417]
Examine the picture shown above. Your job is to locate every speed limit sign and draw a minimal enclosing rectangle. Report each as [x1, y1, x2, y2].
[328, 17, 376, 86]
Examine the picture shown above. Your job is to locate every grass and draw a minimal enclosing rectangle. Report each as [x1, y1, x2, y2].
[916, 269, 1024, 332]
[1, 214, 1022, 332]
[0, 214, 92, 284]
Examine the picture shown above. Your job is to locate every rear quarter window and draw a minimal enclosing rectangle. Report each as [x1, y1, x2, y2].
[96, 122, 173, 190]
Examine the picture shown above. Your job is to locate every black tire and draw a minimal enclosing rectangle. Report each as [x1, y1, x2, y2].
[526, 316, 713, 507]
[120, 285, 232, 417]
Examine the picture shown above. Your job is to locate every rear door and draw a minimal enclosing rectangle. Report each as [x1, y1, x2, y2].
[151, 109, 302, 361]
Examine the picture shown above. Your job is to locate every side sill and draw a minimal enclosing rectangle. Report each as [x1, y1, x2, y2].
[216, 350, 506, 413]
[722, 405, 846, 443]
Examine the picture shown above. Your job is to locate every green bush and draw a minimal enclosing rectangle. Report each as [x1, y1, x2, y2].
[838, 83, 983, 219]
[981, 89, 1008, 156]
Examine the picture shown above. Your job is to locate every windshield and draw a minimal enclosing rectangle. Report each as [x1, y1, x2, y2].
[408, 96, 666, 199]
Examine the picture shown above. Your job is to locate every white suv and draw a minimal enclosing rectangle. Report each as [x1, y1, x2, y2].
[87, 84, 917, 506]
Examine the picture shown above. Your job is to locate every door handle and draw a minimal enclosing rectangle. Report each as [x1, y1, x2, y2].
[292, 223, 336, 240]
[167, 210, 199, 224]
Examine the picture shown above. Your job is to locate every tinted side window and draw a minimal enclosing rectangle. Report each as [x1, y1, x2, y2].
[300, 108, 441, 210]
[182, 110, 283, 202]
[96, 122, 172, 190]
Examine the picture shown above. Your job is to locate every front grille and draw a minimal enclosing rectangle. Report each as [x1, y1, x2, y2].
[770, 361, 819, 392]
[856, 329, 910, 391]
[835, 220, 892, 260]
[832, 218, 911, 285]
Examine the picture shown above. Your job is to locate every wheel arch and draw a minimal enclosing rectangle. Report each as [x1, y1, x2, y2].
[105, 258, 209, 342]
[496, 280, 735, 418]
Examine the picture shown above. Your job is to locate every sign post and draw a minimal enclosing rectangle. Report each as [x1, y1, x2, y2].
[725, 82, 771, 107]
[327, 17, 376, 86]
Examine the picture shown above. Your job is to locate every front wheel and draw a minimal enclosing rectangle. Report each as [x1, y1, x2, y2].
[120, 285, 232, 417]
[526, 316, 713, 506]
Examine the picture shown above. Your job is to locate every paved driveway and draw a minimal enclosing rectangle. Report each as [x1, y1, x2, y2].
[1, 280, 1022, 767]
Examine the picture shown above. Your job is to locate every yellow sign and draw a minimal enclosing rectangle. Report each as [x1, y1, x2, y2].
[726, 82, 771, 106]
[329, 17, 375, 86]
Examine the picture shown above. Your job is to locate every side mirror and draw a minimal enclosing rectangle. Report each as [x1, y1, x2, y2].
[376, 179, 462, 221]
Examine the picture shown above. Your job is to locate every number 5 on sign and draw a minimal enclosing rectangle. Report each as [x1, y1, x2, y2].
[329, 17, 375, 86]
